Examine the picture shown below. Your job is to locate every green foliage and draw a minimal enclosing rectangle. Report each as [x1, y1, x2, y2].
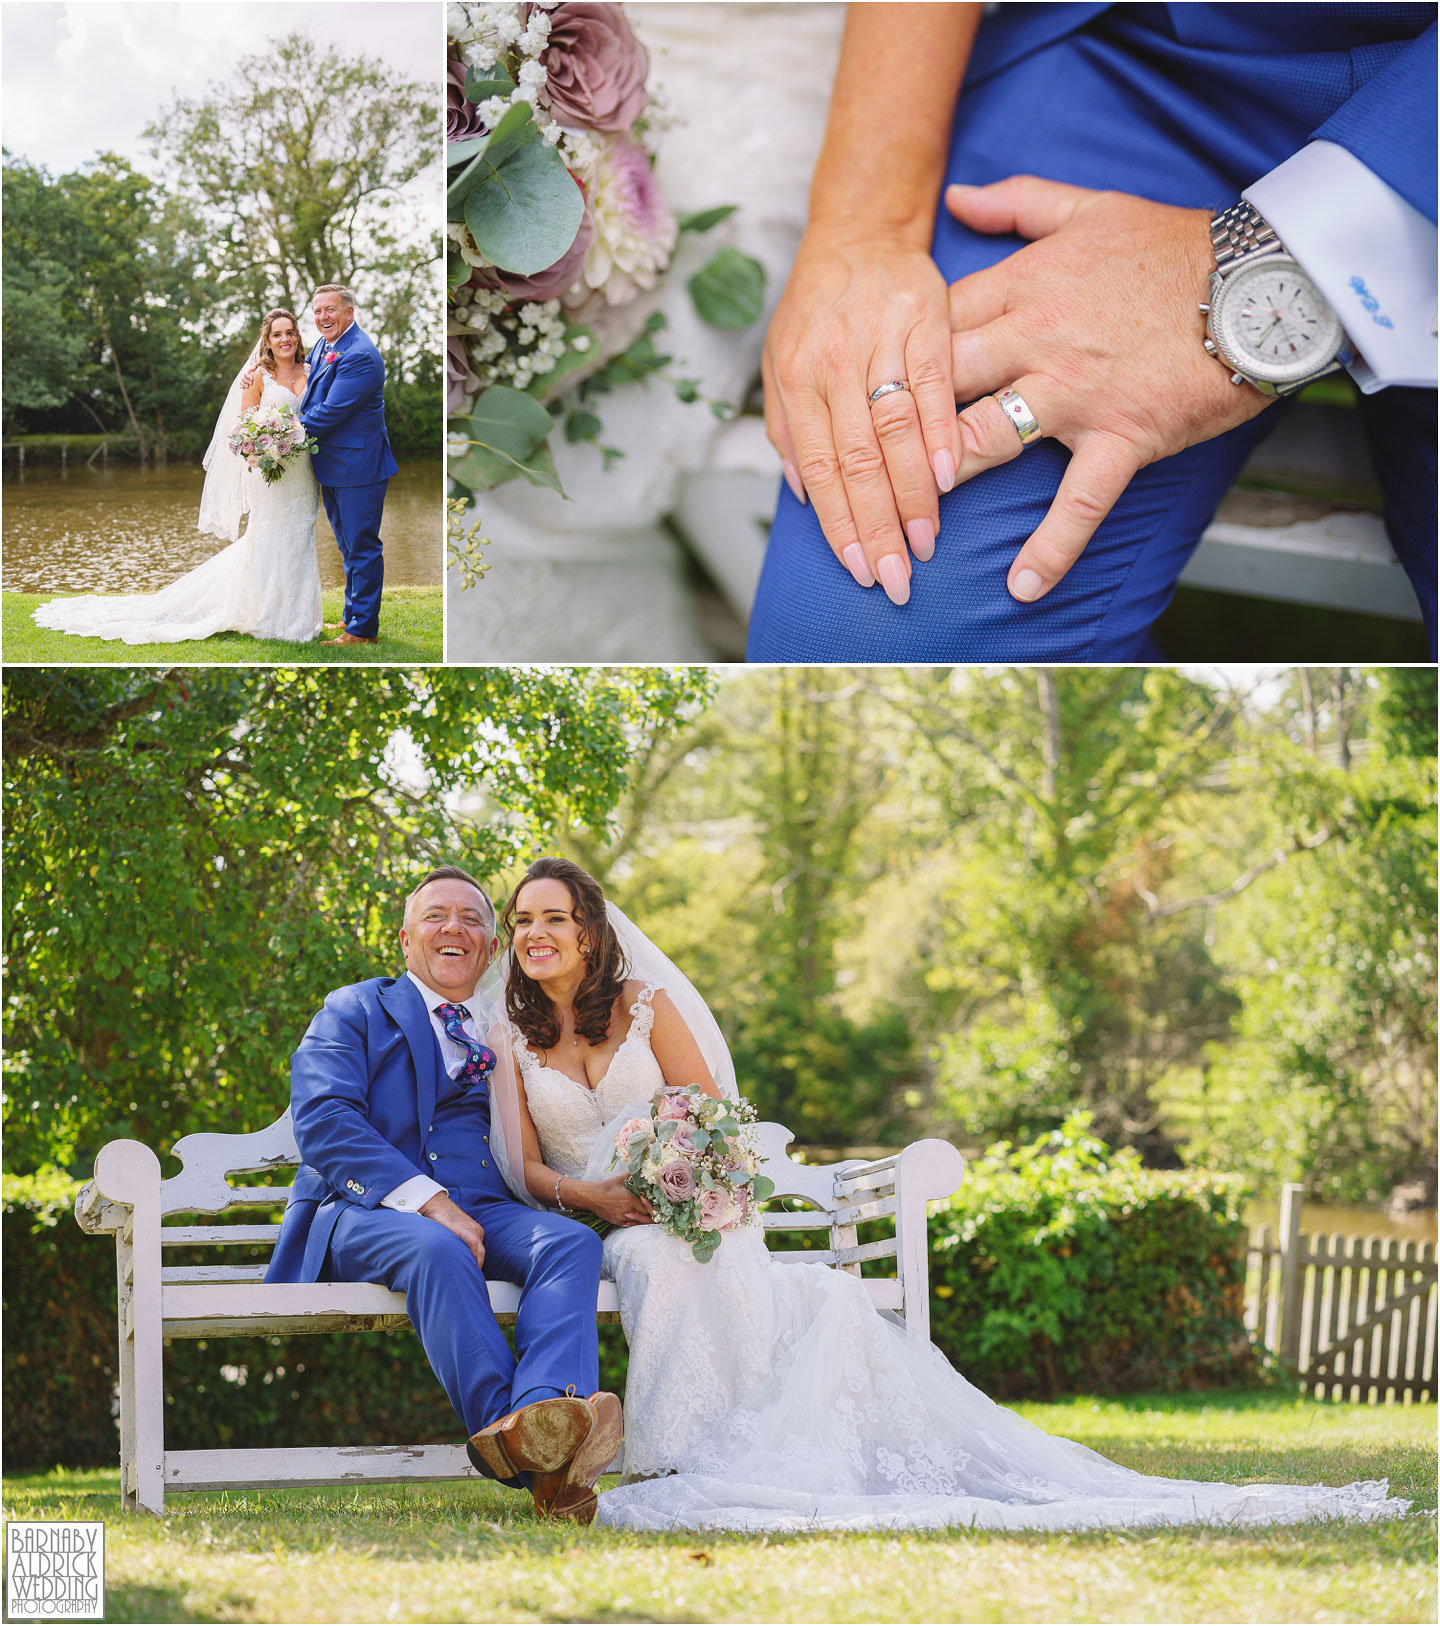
[450, 385, 566, 494]
[451, 103, 584, 276]
[145, 33, 438, 385]
[928, 1116, 1255, 1398]
[686, 246, 766, 331]
[3, 666, 714, 1176]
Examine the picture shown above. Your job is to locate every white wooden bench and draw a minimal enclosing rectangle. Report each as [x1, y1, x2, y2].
[74, 1113, 964, 1514]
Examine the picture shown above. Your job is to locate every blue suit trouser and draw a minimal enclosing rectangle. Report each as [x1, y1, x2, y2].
[747, 23, 1437, 661]
[324, 1196, 602, 1436]
[322, 481, 389, 639]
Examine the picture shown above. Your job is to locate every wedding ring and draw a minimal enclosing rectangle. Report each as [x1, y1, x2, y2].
[868, 380, 911, 404]
[995, 387, 1042, 446]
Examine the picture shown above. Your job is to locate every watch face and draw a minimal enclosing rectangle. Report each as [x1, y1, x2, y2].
[1211, 256, 1344, 386]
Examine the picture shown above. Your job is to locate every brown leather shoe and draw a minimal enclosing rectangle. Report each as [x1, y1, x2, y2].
[469, 1394, 593, 1483]
[323, 630, 378, 646]
[535, 1391, 623, 1522]
[322, 621, 346, 632]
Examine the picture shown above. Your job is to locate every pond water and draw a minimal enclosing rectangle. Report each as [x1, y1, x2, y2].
[2, 460, 442, 593]
[1244, 1199, 1436, 1245]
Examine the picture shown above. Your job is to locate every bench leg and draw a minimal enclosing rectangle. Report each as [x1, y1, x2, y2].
[115, 1228, 166, 1512]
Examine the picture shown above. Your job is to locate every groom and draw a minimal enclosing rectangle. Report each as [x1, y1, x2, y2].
[300, 284, 400, 646]
[266, 864, 621, 1523]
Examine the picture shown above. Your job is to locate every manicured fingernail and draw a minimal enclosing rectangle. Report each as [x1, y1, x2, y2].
[842, 545, 875, 589]
[932, 449, 955, 493]
[782, 459, 806, 506]
[1011, 568, 1046, 602]
[906, 518, 936, 563]
[877, 554, 910, 606]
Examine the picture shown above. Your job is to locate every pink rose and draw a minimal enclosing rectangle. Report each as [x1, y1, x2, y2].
[655, 1089, 692, 1123]
[536, 2, 649, 133]
[614, 1116, 652, 1152]
[698, 1187, 727, 1231]
[657, 1160, 695, 1203]
[447, 55, 487, 145]
[447, 335, 480, 415]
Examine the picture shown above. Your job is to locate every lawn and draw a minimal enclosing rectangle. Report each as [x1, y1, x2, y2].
[2, 587, 443, 665]
[3, 1391, 1434, 1624]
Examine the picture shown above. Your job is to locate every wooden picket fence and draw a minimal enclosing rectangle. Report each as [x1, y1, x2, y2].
[1246, 1184, 1437, 1402]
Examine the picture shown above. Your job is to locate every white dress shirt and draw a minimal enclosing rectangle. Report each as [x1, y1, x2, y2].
[380, 971, 486, 1214]
[1245, 141, 1438, 393]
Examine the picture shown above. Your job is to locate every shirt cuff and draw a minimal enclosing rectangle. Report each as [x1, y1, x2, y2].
[1244, 141, 1438, 394]
[382, 1175, 447, 1214]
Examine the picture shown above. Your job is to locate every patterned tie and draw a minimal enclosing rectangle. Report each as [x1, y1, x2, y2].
[435, 1002, 497, 1093]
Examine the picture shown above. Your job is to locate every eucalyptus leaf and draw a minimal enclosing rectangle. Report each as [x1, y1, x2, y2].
[446, 250, 472, 291]
[467, 385, 554, 462]
[752, 1174, 775, 1203]
[678, 204, 738, 234]
[521, 325, 597, 401]
[465, 64, 514, 101]
[565, 409, 602, 444]
[687, 246, 766, 331]
[461, 102, 584, 275]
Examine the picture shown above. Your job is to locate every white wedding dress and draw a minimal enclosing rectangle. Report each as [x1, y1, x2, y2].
[517, 984, 1412, 1535]
[33, 376, 323, 645]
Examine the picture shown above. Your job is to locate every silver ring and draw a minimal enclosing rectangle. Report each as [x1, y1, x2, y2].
[868, 379, 910, 404]
[994, 387, 1042, 445]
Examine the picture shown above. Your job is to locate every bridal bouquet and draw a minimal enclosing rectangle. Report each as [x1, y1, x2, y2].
[446, 1, 766, 497]
[610, 1085, 774, 1263]
[228, 402, 317, 484]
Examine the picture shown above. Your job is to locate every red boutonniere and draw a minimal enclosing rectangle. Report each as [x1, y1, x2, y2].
[324, 350, 339, 365]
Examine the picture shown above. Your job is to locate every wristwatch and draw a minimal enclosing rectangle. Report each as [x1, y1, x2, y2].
[1200, 201, 1352, 397]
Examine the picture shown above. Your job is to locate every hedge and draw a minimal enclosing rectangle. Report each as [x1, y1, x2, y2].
[926, 1115, 1256, 1398]
[3, 1118, 1254, 1470]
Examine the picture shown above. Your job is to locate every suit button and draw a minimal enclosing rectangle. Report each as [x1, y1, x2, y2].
[483, 1135, 489, 1144]
[429, 1153, 438, 1162]
[481, 1160, 489, 1169]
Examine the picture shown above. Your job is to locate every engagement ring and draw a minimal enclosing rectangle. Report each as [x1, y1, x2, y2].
[868, 380, 911, 404]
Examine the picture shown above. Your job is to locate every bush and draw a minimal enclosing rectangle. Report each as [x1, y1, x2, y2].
[927, 1114, 1256, 1399]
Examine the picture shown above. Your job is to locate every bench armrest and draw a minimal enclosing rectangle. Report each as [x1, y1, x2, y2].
[74, 1139, 164, 1235]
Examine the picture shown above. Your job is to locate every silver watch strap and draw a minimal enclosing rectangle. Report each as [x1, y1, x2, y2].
[1210, 200, 1283, 271]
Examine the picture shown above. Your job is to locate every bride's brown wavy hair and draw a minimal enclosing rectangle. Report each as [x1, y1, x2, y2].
[256, 308, 303, 376]
[503, 856, 629, 1050]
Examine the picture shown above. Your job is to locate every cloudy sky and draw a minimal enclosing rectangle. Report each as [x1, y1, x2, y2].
[2, 1, 438, 173]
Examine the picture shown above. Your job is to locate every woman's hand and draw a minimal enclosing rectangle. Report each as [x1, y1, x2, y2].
[763, 227, 961, 606]
[573, 1175, 654, 1227]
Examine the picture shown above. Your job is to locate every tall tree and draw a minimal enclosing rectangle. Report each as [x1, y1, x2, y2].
[144, 33, 438, 380]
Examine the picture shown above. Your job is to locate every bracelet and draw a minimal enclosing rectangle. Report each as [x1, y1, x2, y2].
[554, 1174, 571, 1213]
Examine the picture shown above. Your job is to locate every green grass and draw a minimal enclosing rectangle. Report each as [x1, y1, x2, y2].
[2, 588, 443, 665]
[3, 1392, 1433, 1623]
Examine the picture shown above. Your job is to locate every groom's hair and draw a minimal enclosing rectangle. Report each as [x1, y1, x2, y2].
[404, 865, 495, 935]
[313, 283, 355, 309]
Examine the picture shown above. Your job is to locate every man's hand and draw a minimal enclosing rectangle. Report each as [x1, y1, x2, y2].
[944, 176, 1274, 602]
[418, 1191, 486, 1271]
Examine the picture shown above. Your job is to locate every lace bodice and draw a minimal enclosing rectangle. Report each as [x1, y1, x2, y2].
[514, 982, 665, 1178]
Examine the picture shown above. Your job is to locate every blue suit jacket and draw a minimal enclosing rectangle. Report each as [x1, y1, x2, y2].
[300, 323, 401, 489]
[268, 974, 450, 1284]
[967, 4, 1437, 223]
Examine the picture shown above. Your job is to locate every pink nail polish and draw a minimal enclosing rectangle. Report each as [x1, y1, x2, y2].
[877, 555, 910, 606]
[906, 518, 936, 563]
[782, 460, 806, 506]
[932, 450, 955, 494]
[1011, 567, 1046, 601]
[842, 545, 875, 589]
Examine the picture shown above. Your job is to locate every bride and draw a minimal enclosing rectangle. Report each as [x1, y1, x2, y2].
[32, 309, 323, 646]
[493, 855, 1411, 1535]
